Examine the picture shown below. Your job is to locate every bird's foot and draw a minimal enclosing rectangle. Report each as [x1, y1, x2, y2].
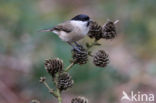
[68, 42, 86, 53]
[74, 42, 81, 47]
[72, 46, 86, 53]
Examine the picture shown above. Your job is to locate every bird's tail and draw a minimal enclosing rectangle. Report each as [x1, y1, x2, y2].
[39, 29, 51, 32]
[39, 28, 54, 32]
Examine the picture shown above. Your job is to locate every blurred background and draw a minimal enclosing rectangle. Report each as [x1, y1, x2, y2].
[0, 0, 156, 103]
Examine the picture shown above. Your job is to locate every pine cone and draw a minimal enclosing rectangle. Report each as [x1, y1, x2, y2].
[88, 21, 103, 40]
[44, 58, 63, 77]
[102, 20, 117, 39]
[93, 50, 109, 67]
[71, 97, 88, 103]
[57, 72, 74, 91]
[72, 45, 88, 65]
[31, 99, 40, 103]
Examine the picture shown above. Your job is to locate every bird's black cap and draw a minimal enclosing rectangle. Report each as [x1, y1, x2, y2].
[71, 14, 90, 21]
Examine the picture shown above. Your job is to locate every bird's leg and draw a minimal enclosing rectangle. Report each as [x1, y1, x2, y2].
[74, 42, 81, 47]
[67, 42, 82, 53]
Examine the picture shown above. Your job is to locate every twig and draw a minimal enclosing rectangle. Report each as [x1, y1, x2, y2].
[86, 39, 100, 57]
[56, 89, 62, 103]
[64, 62, 75, 72]
[53, 74, 62, 103]
[114, 20, 119, 24]
[42, 81, 58, 97]
[88, 53, 94, 57]
[87, 39, 99, 50]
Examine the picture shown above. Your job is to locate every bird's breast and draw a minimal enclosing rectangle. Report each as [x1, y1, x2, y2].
[59, 31, 85, 42]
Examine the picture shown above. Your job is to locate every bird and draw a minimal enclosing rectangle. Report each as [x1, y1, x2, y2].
[40, 14, 92, 52]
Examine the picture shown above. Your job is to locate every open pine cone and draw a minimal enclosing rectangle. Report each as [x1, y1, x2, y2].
[93, 50, 109, 67]
[102, 20, 117, 39]
[88, 21, 103, 40]
[71, 97, 88, 103]
[57, 72, 74, 91]
[44, 58, 63, 77]
[72, 45, 88, 65]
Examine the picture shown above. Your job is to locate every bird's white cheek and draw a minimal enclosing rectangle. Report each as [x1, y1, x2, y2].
[81, 26, 89, 35]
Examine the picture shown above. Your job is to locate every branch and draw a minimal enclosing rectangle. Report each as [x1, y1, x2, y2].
[40, 77, 58, 97]
[64, 62, 75, 72]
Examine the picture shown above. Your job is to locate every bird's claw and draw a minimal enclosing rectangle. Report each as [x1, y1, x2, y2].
[74, 42, 81, 47]
[72, 46, 86, 53]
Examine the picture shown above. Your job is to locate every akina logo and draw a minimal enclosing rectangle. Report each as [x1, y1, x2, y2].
[121, 91, 155, 102]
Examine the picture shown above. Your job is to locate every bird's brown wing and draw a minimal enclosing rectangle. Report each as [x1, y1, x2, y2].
[51, 21, 73, 33]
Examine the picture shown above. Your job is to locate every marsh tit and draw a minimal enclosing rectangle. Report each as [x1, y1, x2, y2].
[41, 14, 92, 52]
